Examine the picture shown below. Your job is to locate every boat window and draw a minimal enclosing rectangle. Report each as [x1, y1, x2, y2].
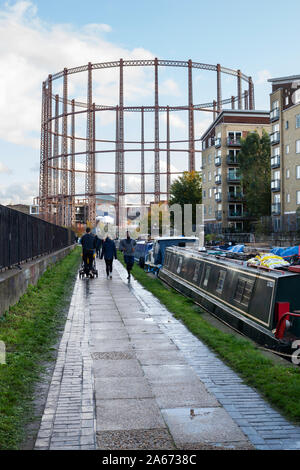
[203, 265, 211, 287]
[176, 256, 183, 274]
[178, 242, 186, 247]
[234, 277, 254, 307]
[193, 262, 200, 283]
[216, 270, 226, 293]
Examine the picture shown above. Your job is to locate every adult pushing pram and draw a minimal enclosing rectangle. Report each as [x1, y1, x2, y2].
[79, 227, 98, 279]
[79, 249, 98, 278]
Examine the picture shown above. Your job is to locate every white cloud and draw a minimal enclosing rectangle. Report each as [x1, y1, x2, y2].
[255, 70, 272, 85]
[0, 161, 12, 174]
[0, 1, 155, 149]
[0, 180, 38, 205]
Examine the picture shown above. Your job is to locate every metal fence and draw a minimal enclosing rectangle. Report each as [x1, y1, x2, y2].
[0, 205, 75, 270]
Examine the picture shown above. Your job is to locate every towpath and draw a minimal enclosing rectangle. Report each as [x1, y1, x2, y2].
[35, 259, 300, 450]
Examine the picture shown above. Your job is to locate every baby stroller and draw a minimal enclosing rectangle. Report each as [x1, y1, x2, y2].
[79, 250, 98, 279]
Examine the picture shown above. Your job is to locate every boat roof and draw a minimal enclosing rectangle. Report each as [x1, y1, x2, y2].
[155, 236, 198, 241]
[167, 246, 300, 280]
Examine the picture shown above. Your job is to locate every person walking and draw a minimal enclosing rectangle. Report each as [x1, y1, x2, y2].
[80, 227, 96, 276]
[120, 232, 136, 281]
[95, 235, 102, 258]
[101, 235, 117, 279]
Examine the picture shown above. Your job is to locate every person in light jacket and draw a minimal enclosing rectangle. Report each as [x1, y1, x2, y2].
[119, 232, 136, 281]
[101, 236, 117, 279]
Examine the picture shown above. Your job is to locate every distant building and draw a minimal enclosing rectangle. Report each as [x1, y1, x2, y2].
[201, 109, 270, 233]
[268, 75, 300, 231]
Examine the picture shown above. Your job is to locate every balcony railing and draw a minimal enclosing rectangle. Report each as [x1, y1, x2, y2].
[215, 156, 221, 166]
[215, 192, 222, 202]
[270, 108, 279, 122]
[215, 138, 221, 148]
[226, 155, 239, 165]
[271, 203, 281, 215]
[271, 179, 280, 191]
[227, 173, 241, 182]
[270, 131, 280, 145]
[271, 155, 280, 168]
[215, 210, 222, 220]
[227, 137, 241, 147]
[228, 211, 244, 219]
[215, 174, 221, 184]
[228, 192, 244, 202]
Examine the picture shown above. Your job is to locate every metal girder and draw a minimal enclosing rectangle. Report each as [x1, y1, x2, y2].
[154, 58, 160, 202]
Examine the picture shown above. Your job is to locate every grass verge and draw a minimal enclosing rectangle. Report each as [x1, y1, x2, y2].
[0, 246, 81, 449]
[118, 253, 300, 423]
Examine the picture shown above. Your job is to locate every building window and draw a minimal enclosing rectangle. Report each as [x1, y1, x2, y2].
[297, 166, 300, 179]
[286, 168, 290, 179]
[286, 120, 289, 129]
[297, 191, 300, 205]
[208, 154, 212, 164]
[285, 96, 289, 105]
[287, 193, 290, 203]
[203, 173, 206, 183]
[272, 100, 279, 109]
[296, 114, 300, 128]
[234, 277, 254, 307]
[208, 171, 211, 181]
[203, 190, 206, 198]
[296, 140, 300, 154]
[209, 188, 212, 198]
[286, 145, 290, 154]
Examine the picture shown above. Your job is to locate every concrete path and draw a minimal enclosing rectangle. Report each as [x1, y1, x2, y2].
[35, 259, 300, 450]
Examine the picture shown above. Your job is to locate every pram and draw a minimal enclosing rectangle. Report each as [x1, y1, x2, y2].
[79, 250, 98, 279]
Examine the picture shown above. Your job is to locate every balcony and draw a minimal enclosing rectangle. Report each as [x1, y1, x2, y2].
[215, 210, 222, 221]
[215, 138, 221, 148]
[270, 108, 279, 122]
[271, 155, 280, 168]
[227, 137, 241, 147]
[228, 192, 244, 202]
[215, 155, 221, 166]
[215, 192, 222, 203]
[271, 203, 281, 215]
[227, 172, 241, 183]
[226, 155, 239, 165]
[270, 131, 280, 145]
[228, 210, 244, 219]
[215, 174, 221, 184]
[271, 179, 280, 191]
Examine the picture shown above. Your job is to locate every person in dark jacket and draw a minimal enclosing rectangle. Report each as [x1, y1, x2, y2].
[119, 232, 136, 281]
[101, 236, 117, 279]
[80, 227, 96, 274]
[95, 235, 102, 258]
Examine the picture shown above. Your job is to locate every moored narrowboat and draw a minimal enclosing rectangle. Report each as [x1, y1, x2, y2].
[159, 246, 300, 351]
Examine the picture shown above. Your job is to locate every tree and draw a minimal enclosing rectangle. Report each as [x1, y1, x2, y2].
[169, 171, 202, 231]
[237, 130, 271, 219]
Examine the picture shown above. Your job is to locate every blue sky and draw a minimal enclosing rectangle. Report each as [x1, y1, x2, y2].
[0, 0, 299, 205]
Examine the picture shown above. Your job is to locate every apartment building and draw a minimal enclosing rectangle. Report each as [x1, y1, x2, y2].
[201, 110, 270, 233]
[268, 75, 300, 231]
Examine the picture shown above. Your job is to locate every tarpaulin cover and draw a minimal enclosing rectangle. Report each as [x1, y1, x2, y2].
[227, 244, 244, 253]
[270, 246, 300, 258]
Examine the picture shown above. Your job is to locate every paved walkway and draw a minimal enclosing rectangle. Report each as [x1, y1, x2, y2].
[35, 259, 300, 450]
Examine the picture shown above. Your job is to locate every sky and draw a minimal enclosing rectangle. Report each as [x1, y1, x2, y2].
[0, 0, 299, 206]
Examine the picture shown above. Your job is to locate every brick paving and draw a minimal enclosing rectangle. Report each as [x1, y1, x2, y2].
[35, 258, 300, 450]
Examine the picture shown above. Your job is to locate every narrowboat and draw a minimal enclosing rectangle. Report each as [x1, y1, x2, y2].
[159, 246, 300, 351]
[145, 237, 199, 273]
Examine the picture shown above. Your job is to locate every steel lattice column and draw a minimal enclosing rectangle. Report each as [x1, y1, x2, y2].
[70, 99, 76, 226]
[231, 96, 235, 110]
[39, 82, 47, 217]
[244, 90, 249, 110]
[53, 95, 59, 224]
[154, 57, 160, 202]
[217, 64, 222, 113]
[47, 75, 53, 218]
[86, 62, 96, 224]
[166, 106, 170, 199]
[188, 60, 195, 172]
[119, 59, 124, 196]
[213, 100, 217, 121]
[141, 107, 145, 206]
[115, 106, 120, 230]
[237, 70, 242, 110]
[61, 68, 69, 226]
[248, 77, 255, 109]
